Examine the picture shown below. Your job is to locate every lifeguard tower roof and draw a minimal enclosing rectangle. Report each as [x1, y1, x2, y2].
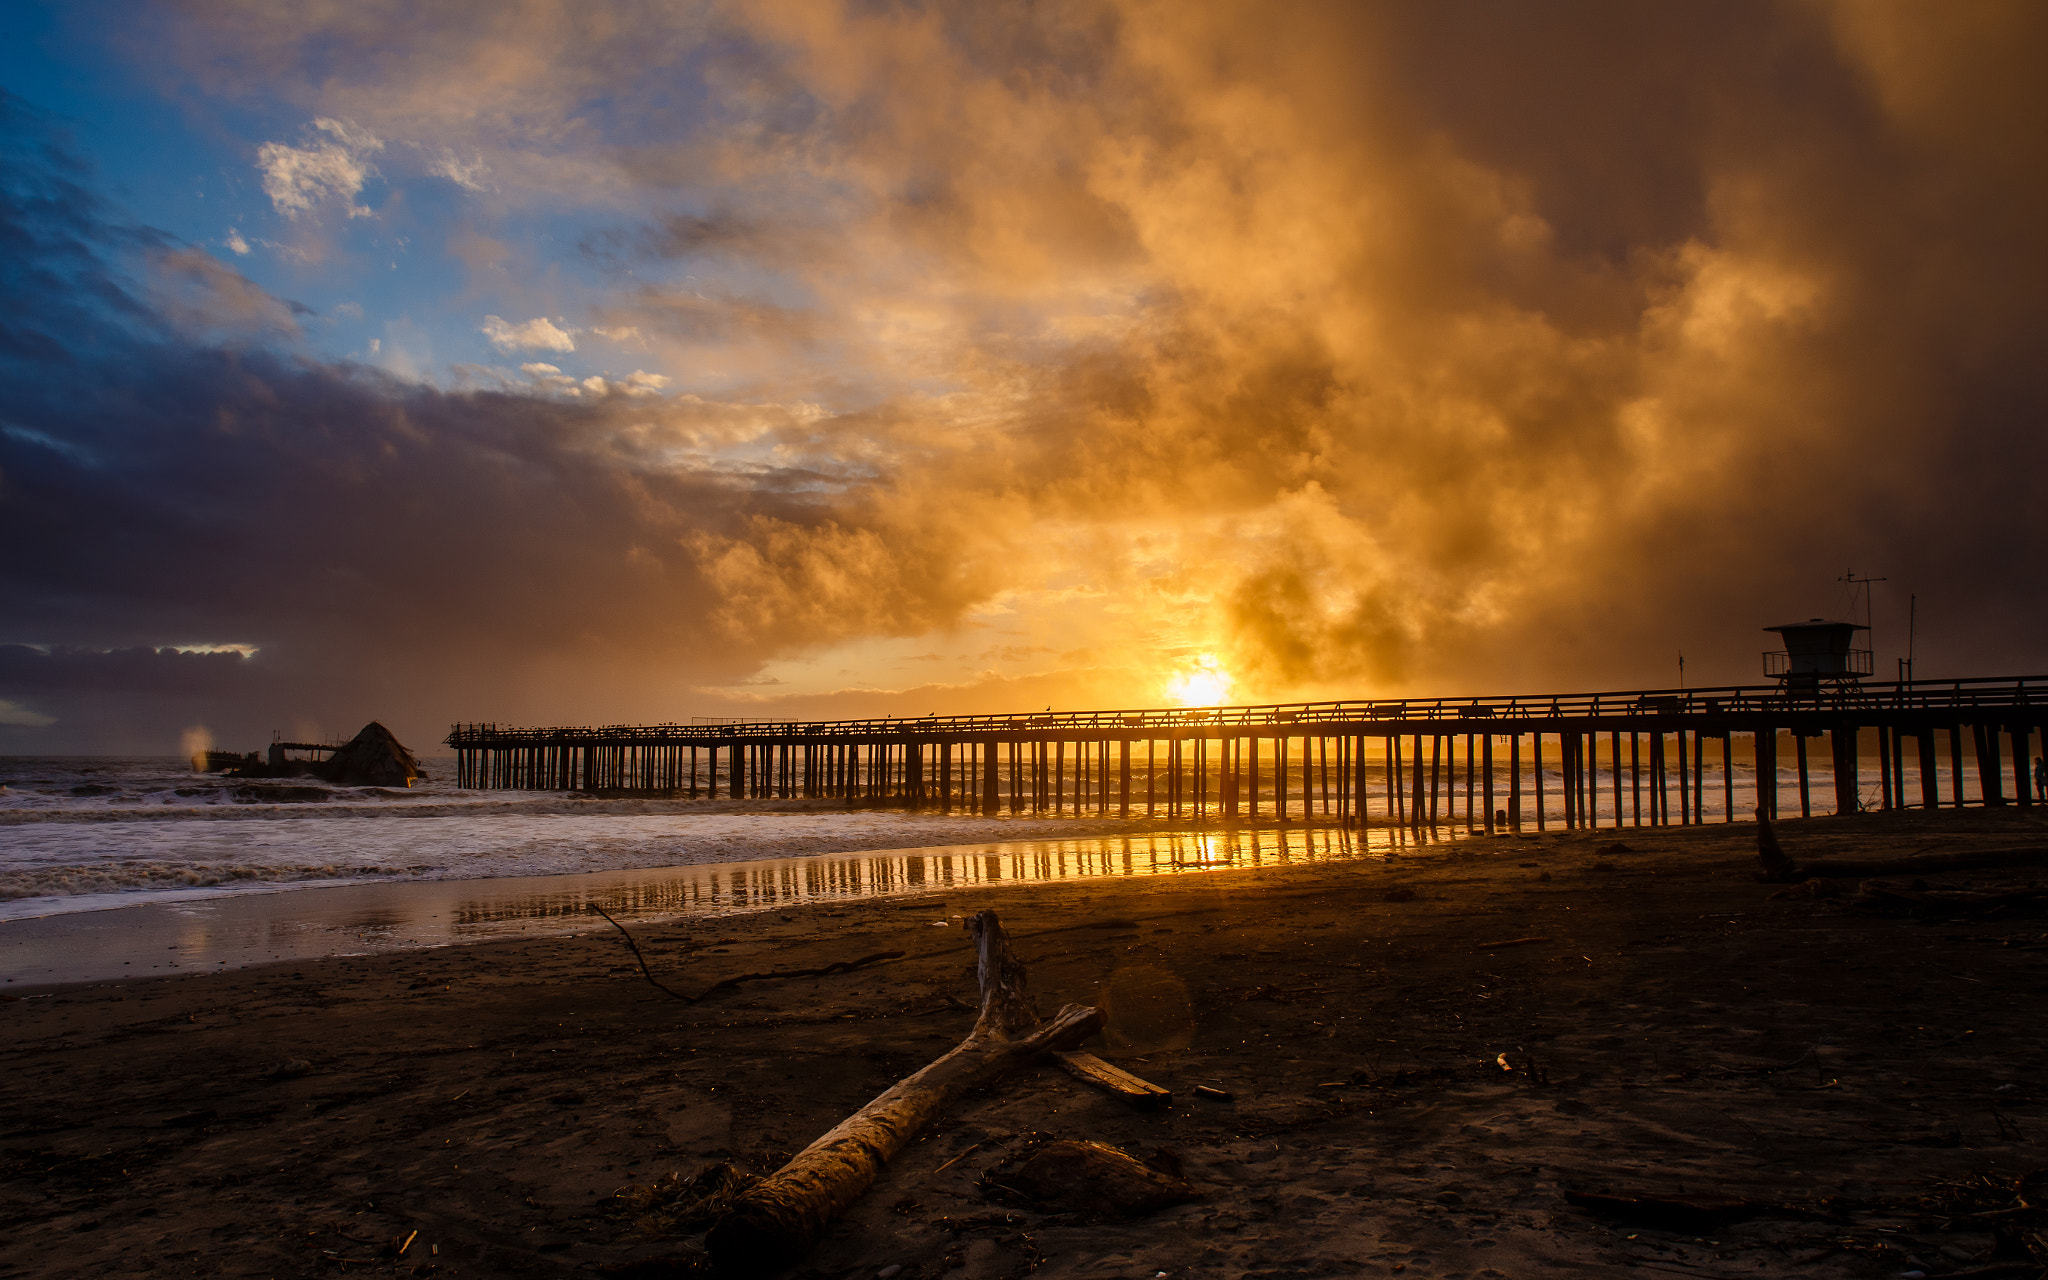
[1763, 618, 1870, 682]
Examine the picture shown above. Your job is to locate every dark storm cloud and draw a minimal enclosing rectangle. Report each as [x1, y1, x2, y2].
[0, 91, 964, 749]
[10, 2, 2048, 750]
[0, 646, 259, 698]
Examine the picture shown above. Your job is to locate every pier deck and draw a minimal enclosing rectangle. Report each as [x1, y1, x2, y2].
[446, 675, 2048, 831]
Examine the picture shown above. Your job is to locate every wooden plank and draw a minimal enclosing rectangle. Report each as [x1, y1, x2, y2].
[1249, 735, 1261, 819]
[1630, 732, 1641, 825]
[1693, 729, 1706, 823]
[2017, 724, 2036, 809]
[1482, 733, 1495, 833]
[1834, 725, 1861, 814]
[1677, 728, 1690, 825]
[1564, 729, 1581, 827]
[1508, 733, 1520, 829]
[1648, 730, 1664, 825]
[1755, 728, 1775, 821]
[1613, 731, 1626, 829]
[1460, 734, 1470, 829]
[1392, 733, 1409, 823]
[1412, 733, 1426, 828]
[1722, 733, 1733, 822]
[1976, 722, 2005, 806]
[1052, 1051, 1172, 1108]
[1119, 737, 1130, 817]
[1277, 735, 1288, 823]
[1794, 731, 1810, 817]
[1431, 733, 1444, 827]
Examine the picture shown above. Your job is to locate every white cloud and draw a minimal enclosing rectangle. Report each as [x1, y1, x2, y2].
[561, 369, 675, 398]
[333, 301, 363, 319]
[0, 698, 56, 728]
[618, 369, 672, 396]
[482, 315, 577, 352]
[519, 362, 580, 394]
[257, 117, 382, 219]
[591, 325, 643, 342]
[427, 149, 489, 191]
[223, 227, 250, 255]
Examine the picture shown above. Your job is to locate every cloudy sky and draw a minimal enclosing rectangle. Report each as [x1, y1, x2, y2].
[2, 0, 2044, 755]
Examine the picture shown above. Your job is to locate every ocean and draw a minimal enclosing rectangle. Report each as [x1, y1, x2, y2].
[0, 755, 1204, 923]
[0, 754, 1437, 985]
[0, 751, 1834, 986]
[1, 750, 1842, 925]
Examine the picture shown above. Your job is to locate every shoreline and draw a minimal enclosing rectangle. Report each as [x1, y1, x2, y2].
[4, 806, 2045, 1278]
[0, 809, 1219, 929]
[0, 819, 1447, 987]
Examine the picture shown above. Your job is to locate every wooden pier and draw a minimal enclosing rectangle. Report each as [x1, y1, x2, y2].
[445, 675, 2048, 832]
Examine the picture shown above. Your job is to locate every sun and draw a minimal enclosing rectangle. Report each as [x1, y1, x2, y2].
[1166, 655, 1234, 707]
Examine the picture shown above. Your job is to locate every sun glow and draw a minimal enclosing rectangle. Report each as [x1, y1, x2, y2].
[1166, 655, 1233, 707]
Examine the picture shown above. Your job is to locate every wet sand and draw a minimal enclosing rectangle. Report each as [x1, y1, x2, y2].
[0, 823, 1398, 988]
[3, 807, 2046, 1279]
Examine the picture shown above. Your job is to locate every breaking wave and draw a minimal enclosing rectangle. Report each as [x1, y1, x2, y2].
[0, 861, 443, 900]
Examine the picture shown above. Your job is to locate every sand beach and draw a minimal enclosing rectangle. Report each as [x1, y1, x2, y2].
[3, 807, 2046, 1280]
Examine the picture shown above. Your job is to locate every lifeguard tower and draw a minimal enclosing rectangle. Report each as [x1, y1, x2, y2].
[1763, 618, 1871, 692]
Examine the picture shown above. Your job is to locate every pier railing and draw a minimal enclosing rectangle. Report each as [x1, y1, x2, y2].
[449, 673, 2044, 746]
[445, 674, 2048, 832]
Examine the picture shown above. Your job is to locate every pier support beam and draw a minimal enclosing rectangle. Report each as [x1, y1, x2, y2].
[1832, 725, 1860, 815]
[1795, 732, 1811, 818]
[1976, 723, 2005, 806]
[1507, 734, 1520, 830]
[1483, 734, 1495, 833]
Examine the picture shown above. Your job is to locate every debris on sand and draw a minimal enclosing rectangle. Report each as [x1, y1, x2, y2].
[1565, 1190, 1767, 1232]
[981, 1138, 1197, 1219]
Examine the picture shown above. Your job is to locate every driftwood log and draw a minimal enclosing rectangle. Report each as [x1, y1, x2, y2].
[1791, 848, 2048, 878]
[1850, 879, 2048, 917]
[705, 910, 1104, 1270]
[1753, 815, 2048, 884]
[1757, 839, 2048, 885]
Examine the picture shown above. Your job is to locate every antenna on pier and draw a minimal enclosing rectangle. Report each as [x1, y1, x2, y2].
[1839, 569, 1887, 670]
[1900, 592, 1917, 683]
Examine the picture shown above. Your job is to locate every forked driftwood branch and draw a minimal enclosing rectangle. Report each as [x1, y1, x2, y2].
[705, 909, 1105, 1269]
[585, 903, 902, 1002]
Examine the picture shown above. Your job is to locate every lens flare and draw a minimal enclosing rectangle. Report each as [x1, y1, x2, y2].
[1166, 656, 1233, 707]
